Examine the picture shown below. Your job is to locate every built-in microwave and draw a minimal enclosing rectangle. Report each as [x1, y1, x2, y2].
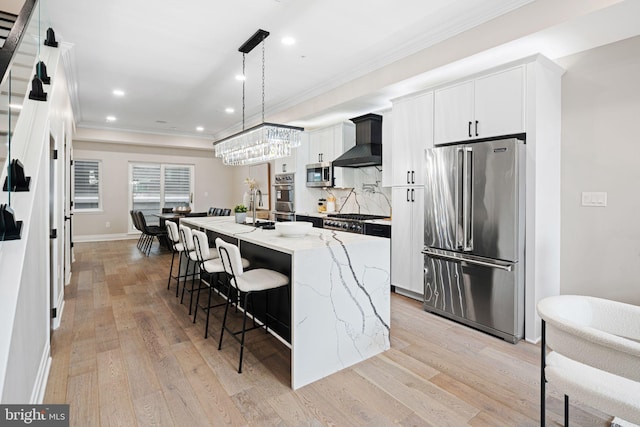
[306, 162, 332, 187]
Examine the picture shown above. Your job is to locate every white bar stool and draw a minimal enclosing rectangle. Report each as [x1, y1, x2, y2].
[215, 238, 289, 373]
[191, 230, 247, 339]
[165, 221, 185, 296]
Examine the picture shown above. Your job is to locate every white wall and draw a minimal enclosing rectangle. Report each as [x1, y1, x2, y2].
[557, 35, 640, 305]
[0, 43, 74, 403]
[72, 138, 235, 239]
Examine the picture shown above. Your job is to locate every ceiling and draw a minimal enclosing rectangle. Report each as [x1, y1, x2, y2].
[43, 0, 640, 143]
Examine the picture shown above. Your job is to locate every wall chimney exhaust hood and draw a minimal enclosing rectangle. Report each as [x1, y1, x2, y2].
[332, 113, 382, 168]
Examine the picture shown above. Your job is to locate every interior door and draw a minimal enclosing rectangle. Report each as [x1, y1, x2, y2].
[424, 146, 460, 251]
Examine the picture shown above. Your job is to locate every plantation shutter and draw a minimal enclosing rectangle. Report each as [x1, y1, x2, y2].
[163, 166, 191, 208]
[74, 160, 100, 210]
[131, 164, 161, 219]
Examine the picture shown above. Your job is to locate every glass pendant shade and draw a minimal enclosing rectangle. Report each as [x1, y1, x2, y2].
[214, 123, 303, 166]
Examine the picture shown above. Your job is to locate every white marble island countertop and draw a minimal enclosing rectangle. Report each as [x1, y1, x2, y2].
[181, 216, 390, 389]
[181, 216, 387, 254]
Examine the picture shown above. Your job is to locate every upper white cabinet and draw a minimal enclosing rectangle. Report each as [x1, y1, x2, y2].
[434, 66, 525, 145]
[308, 122, 356, 188]
[390, 91, 434, 186]
[308, 122, 355, 164]
[274, 149, 296, 175]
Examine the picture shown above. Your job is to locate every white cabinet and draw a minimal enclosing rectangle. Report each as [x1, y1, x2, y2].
[308, 127, 333, 164]
[274, 149, 296, 174]
[308, 122, 355, 164]
[390, 91, 433, 186]
[308, 122, 356, 188]
[434, 66, 525, 145]
[391, 186, 424, 297]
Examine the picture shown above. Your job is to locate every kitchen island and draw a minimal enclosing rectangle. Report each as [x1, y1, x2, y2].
[180, 216, 390, 389]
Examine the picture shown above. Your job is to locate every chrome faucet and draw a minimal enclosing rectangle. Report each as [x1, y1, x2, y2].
[251, 188, 262, 226]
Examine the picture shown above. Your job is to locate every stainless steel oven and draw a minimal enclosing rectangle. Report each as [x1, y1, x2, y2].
[273, 173, 295, 221]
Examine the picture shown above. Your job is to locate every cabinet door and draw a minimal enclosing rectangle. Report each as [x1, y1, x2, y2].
[391, 187, 413, 290]
[391, 187, 424, 296]
[408, 92, 433, 186]
[308, 127, 333, 164]
[474, 66, 525, 138]
[391, 92, 433, 186]
[274, 151, 295, 174]
[409, 187, 425, 295]
[434, 80, 474, 145]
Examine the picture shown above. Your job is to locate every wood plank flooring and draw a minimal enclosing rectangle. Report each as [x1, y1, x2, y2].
[44, 240, 611, 426]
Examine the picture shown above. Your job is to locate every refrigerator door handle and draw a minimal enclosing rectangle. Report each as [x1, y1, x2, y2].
[463, 147, 473, 251]
[455, 147, 464, 249]
[422, 249, 513, 272]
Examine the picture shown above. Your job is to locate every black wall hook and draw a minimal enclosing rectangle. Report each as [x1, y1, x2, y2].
[0, 204, 23, 241]
[28, 75, 47, 101]
[44, 27, 58, 47]
[36, 61, 51, 85]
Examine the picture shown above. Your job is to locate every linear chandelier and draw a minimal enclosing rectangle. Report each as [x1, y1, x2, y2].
[214, 29, 303, 166]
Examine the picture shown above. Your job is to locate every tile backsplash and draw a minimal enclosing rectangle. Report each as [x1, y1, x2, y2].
[317, 166, 392, 217]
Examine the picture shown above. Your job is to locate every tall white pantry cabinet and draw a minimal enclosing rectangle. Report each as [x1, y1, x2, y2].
[389, 91, 434, 298]
[386, 55, 563, 342]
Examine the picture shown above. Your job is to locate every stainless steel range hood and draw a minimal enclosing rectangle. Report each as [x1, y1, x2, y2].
[332, 113, 382, 168]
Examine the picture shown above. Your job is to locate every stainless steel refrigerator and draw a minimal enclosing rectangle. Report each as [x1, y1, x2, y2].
[423, 137, 525, 343]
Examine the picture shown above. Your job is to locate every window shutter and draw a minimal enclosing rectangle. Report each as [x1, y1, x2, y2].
[164, 166, 191, 207]
[131, 164, 161, 220]
[74, 160, 100, 210]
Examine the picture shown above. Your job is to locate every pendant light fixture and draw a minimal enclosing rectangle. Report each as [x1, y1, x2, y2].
[214, 29, 303, 166]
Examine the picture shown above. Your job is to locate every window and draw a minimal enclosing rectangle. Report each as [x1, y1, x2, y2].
[74, 160, 101, 210]
[129, 163, 194, 230]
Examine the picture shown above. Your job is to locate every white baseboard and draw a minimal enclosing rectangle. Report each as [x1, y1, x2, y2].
[73, 233, 140, 243]
[30, 341, 51, 404]
[52, 300, 65, 330]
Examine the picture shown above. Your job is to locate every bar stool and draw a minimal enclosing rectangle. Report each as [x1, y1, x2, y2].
[178, 224, 200, 314]
[165, 221, 185, 296]
[191, 231, 248, 338]
[215, 238, 289, 373]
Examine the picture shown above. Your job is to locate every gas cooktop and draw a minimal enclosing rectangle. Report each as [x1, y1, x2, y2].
[325, 213, 388, 221]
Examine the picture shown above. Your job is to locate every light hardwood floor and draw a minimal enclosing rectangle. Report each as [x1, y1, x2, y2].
[44, 239, 610, 426]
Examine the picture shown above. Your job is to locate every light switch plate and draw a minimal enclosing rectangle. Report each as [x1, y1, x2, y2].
[581, 192, 607, 207]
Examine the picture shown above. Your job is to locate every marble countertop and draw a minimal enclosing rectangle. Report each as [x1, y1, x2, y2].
[181, 216, 387, 255]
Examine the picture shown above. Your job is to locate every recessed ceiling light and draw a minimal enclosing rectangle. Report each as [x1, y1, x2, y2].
[281, 37, 295, 45]
[196, 126, 204, 132]
[235, 74, 246, 81]
[225, 107, 235, 114]
[106, 116, 116, 122]
[9, 104, 23, 110]
[112, 89, 125, 97]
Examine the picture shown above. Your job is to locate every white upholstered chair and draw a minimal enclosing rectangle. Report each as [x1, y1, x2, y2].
[215, 237, 288, 373]
[538, 295, 640, 426]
